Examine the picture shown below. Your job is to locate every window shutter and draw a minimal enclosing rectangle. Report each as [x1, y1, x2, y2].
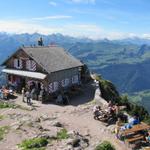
[14, 59, 17, 68]
[26, 60, 36, 71]
[49, 83, 53, 93]
[54, 82, 58, 91]
[26, 60, 30, 70]
[61, 79, 65, 87]
[31, 60, 36, 71]
[19, 59, 23, 69]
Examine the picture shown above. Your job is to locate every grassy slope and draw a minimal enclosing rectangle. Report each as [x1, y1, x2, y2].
[129, 90, 150, 113]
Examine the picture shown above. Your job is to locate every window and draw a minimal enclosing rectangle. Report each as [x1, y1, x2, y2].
[72, 75, 79, 84]
[61, 78, 70, 87]
[49, 82, 59, 93]
[14, 59, 22, 69]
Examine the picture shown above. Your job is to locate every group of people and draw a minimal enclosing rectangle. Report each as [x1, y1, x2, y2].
[115, 115, 140, 139]
[21, 84, 46, 105]
[93, 101, 120, 120]
[0, 85, 13, 100]
[93, 101, 150, 144]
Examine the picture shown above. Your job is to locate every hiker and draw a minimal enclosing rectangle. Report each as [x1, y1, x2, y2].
[39, 88, 46, 103]
[62, 94, 69, 105]
[26, 90, 31, 105]
[31, 87, 36, 100]
[115, 118, 122, 139]
[56, 94, 63, 104]
[21, 87, 25, 102]
[112, 103, 120, 115]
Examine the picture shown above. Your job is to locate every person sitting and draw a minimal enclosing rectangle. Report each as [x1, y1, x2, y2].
[145, 131, 150, 142]
[93, 105, 102, 120]
[129, 115, 140, 125]
[121, 115, 140, 130]
[3, 87, 9, 100]
[108, 100, 113, 107]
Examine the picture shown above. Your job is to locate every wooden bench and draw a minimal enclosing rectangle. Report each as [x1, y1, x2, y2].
[125, 134, 144, 143]
[144, 147, 150, 150]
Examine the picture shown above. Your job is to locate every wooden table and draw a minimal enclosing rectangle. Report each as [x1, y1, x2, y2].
[121, 123, 150, 136]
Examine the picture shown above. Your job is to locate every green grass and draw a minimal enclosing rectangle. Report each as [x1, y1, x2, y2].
[0, 126, 10, 141]
[56, 128, 69, 140]
[18, 137, 48, 150]
[0, 102, 17, 109]
[129, 90, 150, 114]
[95, 141, 116, 150]
[0, 115, 4, 120]
[0, 101, 32, 111]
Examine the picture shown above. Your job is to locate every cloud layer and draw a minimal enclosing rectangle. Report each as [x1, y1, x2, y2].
[32, 15, 72, 20]
[0, 20, 145, 40]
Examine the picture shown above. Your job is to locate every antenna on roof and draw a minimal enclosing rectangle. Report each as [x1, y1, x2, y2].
[38, 37, 44, 46]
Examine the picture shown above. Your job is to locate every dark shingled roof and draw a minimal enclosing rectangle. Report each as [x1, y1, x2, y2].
[22, 46, 83, 73]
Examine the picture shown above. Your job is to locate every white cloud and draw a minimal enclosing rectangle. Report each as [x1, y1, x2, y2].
[49, 1, 57, 6]
[71, 0, 96, 4]
[0, 20, 147, 40]
[0, 20, 61, 34]
[32, 15, 72, 20]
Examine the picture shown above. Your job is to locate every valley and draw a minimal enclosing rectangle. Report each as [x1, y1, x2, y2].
[0, 33, 150, 110]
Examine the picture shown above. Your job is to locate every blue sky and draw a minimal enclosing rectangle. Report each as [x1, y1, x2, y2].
[0, 0, 150, 39]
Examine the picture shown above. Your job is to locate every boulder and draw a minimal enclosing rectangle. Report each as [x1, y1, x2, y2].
[52, 121, 63, 127]
[66, 131, 89, 149]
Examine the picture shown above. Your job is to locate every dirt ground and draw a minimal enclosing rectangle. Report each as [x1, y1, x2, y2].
[0, 82, 130, 150]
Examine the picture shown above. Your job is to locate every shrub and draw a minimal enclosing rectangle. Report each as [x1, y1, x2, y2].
[56, 128, 69, 140]
[95, 141, 116, 150]
[99, 79, 120, 102]
[143, 116, 150, 125]
[120, 95, 129, 105]
[18, 137, 48, 150]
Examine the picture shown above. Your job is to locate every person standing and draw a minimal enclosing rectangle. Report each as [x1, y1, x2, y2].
[26, 90, 31, 105]
[21, 87, 25, 102]
[115, 118, 122, 139]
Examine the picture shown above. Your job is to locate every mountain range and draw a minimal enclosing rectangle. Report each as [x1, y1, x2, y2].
[1, 33, 150, 95]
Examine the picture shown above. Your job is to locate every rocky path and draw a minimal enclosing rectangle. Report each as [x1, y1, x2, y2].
[0, 82, 130, 150]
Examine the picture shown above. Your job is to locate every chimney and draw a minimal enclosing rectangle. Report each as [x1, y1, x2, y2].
[38, 37, 44, 46]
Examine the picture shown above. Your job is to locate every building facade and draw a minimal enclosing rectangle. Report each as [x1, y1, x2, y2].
[2, 46, 83, 99]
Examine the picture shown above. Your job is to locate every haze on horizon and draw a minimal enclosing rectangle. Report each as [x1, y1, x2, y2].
[0, 0, 150, 40]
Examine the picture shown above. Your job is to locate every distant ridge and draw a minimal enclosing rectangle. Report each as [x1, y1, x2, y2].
[1, 32, 150, 93]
